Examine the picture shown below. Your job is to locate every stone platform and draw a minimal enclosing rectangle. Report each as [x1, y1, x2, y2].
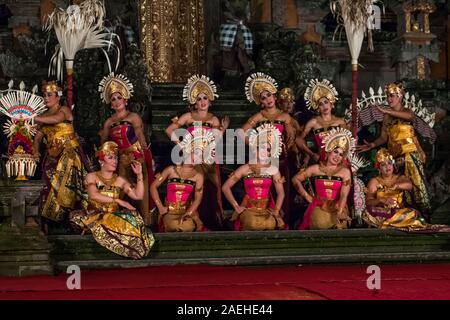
[48, 229, 450, 273]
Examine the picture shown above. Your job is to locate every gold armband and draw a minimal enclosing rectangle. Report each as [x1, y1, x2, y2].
[171, 117, 182, 128]
[274, 176, 286, 184]
[228, 171, 239, 181]
[343, 179, 352, 186]
[247, 118, 256, 126]
[196, 187, 204, 193]
[297, 168, 307, 180]
[155, 173, 163, 182]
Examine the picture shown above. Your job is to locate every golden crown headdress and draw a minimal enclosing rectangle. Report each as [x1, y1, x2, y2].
[375, 148, 395, 168]
[348, 153, 369, 173]
[384, 82, 405, 97]
[41, 80, 63, 95]
[178, 128, 216, 165]
[248, 123, 283, 159]
[245, 72, 278, 105]
[348, 85, 435, 128]
[182, 75, 218, 105]
[304, 79, 338, 110]
[322, 127, 355, 157]
[278, 87, 295, 103]
[98, 72, 134, 104]
[96, 141, 119, 159]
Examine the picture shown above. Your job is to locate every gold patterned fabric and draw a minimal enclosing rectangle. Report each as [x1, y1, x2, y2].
[160, 201, 204, 232]
[70, 176, 154, 259]
[231, 196, 285, 231]
[40, 122, 85, 222]
[387, 119, 430, 212]
[363, 176, 429, 231]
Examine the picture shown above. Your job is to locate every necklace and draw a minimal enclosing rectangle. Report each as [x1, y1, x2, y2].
[261, 109, 282, 121]
[249, 163, 271, 175]
[317, 115, 336, 130]
[318, 163, 341, 178]
[377, 175, 398, 189]
[175, 165, 195, 180]
[115, 110, 130, 122]
[96, 171, 117, 189]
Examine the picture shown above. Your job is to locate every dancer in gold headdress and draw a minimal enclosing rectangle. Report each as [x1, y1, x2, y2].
[98, 73, 155, 227]
[293, 128, 354, 230]
[33, 80, 90, 230]
[165, 75, 229, 230]
[71, 141, 154, 258]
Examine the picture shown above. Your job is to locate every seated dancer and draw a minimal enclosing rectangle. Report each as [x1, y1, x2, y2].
[356, 82, 432, 215]
[297, 79, 347, 165]
[33, 80, 91, 232]
[98, 73, 155, 226]
[222, 125, 285, 231]
[363, 148, 448, 231]
[165, 75, 229, 230]
[293, 128, 354, 230]
[71, 141, 154, 259]
[149, 135, 205, 232]
[242, 73, 295, 227]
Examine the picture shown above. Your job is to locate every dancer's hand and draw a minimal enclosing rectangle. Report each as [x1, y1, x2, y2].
[116, 199, 136, 211]
[356, 140, 374, 153]
[131, 160, 143, 175]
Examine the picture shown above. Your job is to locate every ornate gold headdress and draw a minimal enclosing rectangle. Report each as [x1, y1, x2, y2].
[245, 72, 278, 105]
[384, 82, 405, 97]
[375, 148, 395, 168]
[98, 72, 134, 104]
[96, 141, 118, 160]
[248, 122, 283, 159]
[178, 128, 216, 165]
[322, 127, 355, 157]
[304, 79, 338, 110]
[41, 80, 63, 96]
[182, 75, 218, 105]
[278, 87, 295, 103]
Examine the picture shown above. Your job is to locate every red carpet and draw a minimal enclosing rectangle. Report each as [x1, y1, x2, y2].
[1, 264, 450, 300]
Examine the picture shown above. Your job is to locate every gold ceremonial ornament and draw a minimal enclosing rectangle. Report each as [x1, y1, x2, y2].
[304, 79, 338, 110]
[98, 73, 134, 104]
[322, 127, 356, 156]
[182, 75, 218, 105]
[245, 72, 278, 105]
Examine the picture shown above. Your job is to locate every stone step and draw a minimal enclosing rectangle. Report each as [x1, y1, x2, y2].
[54, 251, 450, 271]
[0, 226, 54, 276]
[48, 229, 450, 271]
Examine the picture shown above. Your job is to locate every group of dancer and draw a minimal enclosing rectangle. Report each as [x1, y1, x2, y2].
[29, 71, 445, 259]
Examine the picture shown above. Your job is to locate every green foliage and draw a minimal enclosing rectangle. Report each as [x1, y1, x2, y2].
[255, 26, 323, 99]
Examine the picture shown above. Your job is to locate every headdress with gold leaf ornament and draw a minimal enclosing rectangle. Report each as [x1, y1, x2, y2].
[322, 127, 355, 157]
[278, 87, 295, 103]
[304, 79, 338, 110]
[248, 122, 283, 159]
[98, 72, 134, 104]
[96, 141, 118, 161]
[178, 128, 216, 165]
[245, 72, 278, 105]
[41, 80, 63, 96]
[384, 82, 405, 97]
[348, 153, 369, 173]
[183, 75, 218, 105]
[375, 148, 395, 169]
[1, 80, 47, 179]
